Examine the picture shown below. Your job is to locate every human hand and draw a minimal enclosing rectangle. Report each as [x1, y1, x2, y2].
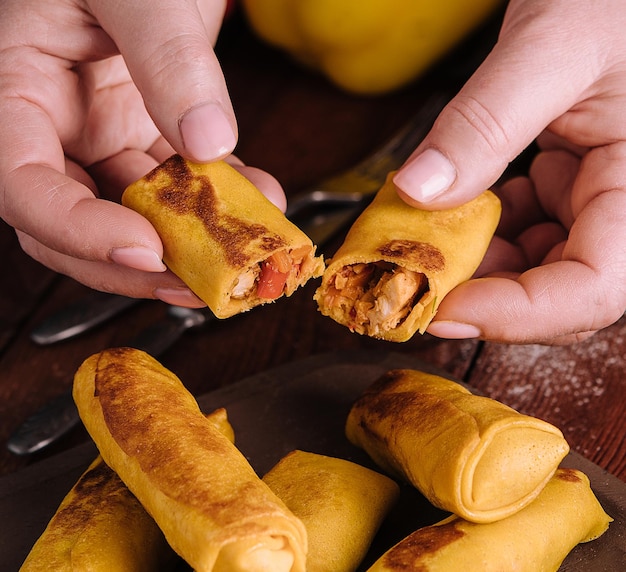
[393, 0, 626, 345]
[0, 0, 284, 307]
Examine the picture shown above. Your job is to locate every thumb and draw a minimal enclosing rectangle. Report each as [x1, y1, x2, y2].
[87, 0, 237, 162]
[393, 1, 600, 210]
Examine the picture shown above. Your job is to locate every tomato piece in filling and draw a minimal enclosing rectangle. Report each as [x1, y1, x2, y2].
[256, 251, 291, 299]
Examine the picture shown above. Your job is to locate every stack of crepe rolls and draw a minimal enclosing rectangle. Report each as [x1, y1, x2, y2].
[346, 369, 570, 523]
[314, 172, 501, 341]
[262, 450, 400, 572]
[20, 408, 234, 572]
[122, 155, 325, 318]
[366, 468, 612, 571]
[73, 347, 308, 572]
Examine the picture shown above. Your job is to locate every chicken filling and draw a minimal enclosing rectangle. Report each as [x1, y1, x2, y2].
[325, 262, 428, 335]
[231, 246, 312, 301]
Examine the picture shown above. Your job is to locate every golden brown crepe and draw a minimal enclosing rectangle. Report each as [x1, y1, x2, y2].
[263, 450, 400, 572]
[122, 155, 325, 318]
[346, 369, 570, 523]
[72, 347, 307, 572]
[19, 457, 170, 572]
[366, 468, 612, 572]
[314, 173, 501, 341]
[19, 408, 234, 572]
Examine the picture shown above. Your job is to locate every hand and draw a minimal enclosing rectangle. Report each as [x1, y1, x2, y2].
[0, 0, 284, 307]
[393, 0, 626, 344]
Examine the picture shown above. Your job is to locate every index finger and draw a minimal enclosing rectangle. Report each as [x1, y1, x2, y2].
[88, 0, 237, 162]
[0, 95, 164, 269]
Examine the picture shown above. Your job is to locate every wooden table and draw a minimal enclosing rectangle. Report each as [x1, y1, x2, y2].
[0, 10, 624, 485]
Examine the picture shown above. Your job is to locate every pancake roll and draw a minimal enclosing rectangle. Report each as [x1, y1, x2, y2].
[263, 450, 399, 572]
[366, 468, 612, 571]
[19, 407, 234, 572]
[73, 347, 307, 572]
[346, 369, 570, 523]
[122, 155, 324, 318]
[314, 173, 500, 341]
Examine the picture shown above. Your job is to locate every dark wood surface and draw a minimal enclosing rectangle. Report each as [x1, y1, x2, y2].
[0, 11, 624, 484]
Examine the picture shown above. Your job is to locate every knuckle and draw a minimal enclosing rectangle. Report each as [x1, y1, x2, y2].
[445, 95, 513, 158]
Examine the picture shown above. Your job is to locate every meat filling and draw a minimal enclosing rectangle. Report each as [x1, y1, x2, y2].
[325, 262, 429, 335]
[231, 246, 313, 301]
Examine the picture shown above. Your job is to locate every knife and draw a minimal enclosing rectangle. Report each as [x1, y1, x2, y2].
[30, 293, 141, 345]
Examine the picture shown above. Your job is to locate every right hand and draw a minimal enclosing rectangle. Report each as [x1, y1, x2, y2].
[393, 0, 626, 345]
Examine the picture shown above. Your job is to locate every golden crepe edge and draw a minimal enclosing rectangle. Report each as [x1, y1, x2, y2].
[122, 155, 325, 318]
[72, 347, 308, 572]
[314, 172, 501, 341]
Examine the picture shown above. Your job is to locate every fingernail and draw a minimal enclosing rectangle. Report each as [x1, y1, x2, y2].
[427, 320, 481, 339]
[179, 102, 237, 162]
[110, 246, 166, 272]
[154, 287, 205, 307]
[393, 148, 456, 203]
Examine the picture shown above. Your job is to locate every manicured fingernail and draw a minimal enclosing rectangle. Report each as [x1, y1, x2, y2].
[393, 148, 456, 202]
[110, 246, 166, 272]
[427, 320, 481, 339]
[179, 102, 237, 162]
[154, 287, 205, 307]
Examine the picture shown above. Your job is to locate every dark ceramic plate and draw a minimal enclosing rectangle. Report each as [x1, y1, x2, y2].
[1, 351, 624, 571]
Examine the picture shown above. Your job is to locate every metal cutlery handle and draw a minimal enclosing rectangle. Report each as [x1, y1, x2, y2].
[287, 91, 452, 217]
[30, 293, 141, 345]
[7, 307, 214, 456]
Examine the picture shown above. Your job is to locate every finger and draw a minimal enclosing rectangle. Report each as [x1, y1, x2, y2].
[516, 224, 568, 267]
[88, 148, 163, 201]
[148, 137, 177, 163]
[220, 155, 287, 211]
[427, 188, 626, 343]
[529, 149, 579, 228]
[536, 130, 588, 157]
[234, 165, 287, 212]
[65, 158, 98, 195]
[474, 236, 527, 277]
[87, 0, 237, 162]
[393, 1, 604, 210]
[494, 176, 548, 241]
[17, 230, 205, 307]
[0, 55, 169, 276]
[5, 161, 166, 273]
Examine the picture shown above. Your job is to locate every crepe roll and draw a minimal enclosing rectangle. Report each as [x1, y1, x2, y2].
[20, 408, 234, 572]
[263, 450, 400, 572]
[314, 173, 500, 341]
[19, 457, 170, 572]
[122, 155, 325, 318]
[346, 369, 570, 523]
[73, 347, 307, 572]
[367, 468, 612, 571]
